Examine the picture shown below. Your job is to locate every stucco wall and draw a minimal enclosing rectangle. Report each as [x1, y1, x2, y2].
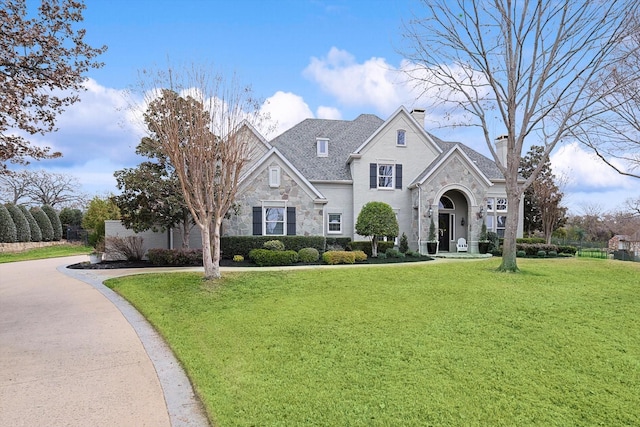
[313, 182, 353, 237]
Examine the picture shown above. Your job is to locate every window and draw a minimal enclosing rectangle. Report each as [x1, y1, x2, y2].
[317, 138, 328, 157]
[369, 163, 402, 189]
[328, 213, 342, 233]
[439, 196, 455, 210]
[486, 198, 494, 211]
[253, 204, 296, 236]
[378, 164, 394, 188]
[269, 166, 280, 187]
[264, 206, 285, 235]
[396, 130, 406, 146]
[496, 198, 507, 211]
[497, 215, 507, 237]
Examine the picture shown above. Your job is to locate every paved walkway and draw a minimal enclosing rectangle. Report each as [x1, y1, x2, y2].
[0, 256, 209, 427]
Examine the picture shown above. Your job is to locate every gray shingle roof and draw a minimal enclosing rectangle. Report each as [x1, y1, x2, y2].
[269, 113, 503, 182]
[269, 114, 384, 181]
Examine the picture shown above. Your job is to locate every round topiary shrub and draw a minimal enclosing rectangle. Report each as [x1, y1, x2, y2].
[537, 250, 547, 257]
[517, 250, 526, 257]
[548, 250, 558, 257]
[0, 204, 17, 243]
[19, 205, 41, 242]
[298, 247, 320, 263]
[31, 207, 54, 241]
[41, 205, 63, 241]
[5, 203, 30, 242]
[263, 239, 285, 251]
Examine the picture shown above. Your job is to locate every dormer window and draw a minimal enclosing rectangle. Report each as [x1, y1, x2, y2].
[396, 130, 406, 146]
[317, 138, 329, 157]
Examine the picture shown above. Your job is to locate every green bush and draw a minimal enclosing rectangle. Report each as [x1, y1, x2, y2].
[548, 250, 558, 257]
[263, 239, 285, 251]
[353, 250, 367, 262]
[221, 236, 326, 258]
[30, 207, 54, 241]
[0, 204, 17, 243]
[517, 237, 546, 244]
[147, 248, 203, 266]
[249, 249, 298, 266]
[19, 205, 41, 242]
[322, 250, 356, 265]
[385, 248, 405, 258]
[517, 243, 559, 256]
[517, 250, 526, 257]
[377, 252, 387, 259]
[399, 232, 409, 253]
[41, 205, 62, 241]
[298, 247, 320, 263]
[233, 255, 244, 262]
[557, 245, 577, 255]
[537, 250, 547, 257]
[5, 203, 30, 242]
[347, 241, 395, 257]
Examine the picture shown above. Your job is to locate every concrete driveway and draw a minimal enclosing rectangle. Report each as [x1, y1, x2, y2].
[0, 256, 208, 427]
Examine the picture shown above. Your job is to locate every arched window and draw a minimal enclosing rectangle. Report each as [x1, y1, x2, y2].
[439, 196, 455, 209]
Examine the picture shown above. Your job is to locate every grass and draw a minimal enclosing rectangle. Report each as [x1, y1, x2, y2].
[106, 258, 640, 426]
[0, 244, 91, 263]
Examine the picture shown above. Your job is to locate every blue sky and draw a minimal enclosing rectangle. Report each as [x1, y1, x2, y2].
[12, 0, 639, 213]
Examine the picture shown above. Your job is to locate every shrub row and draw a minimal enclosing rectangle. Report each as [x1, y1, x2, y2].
[248, 249, 299, 266]
[516, 243, 559, 256]
[516, 237, 546, 244]
[322, 250, 356, 265]
[221, 236, 329, 258]
[147, 248, 203, 266]
[346, 241, 395, 257]
[0, 203, 63, 243]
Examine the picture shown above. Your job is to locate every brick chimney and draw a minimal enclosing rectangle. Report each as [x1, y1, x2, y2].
[410, 108, 425, 128]
[495, 134, 508, 166]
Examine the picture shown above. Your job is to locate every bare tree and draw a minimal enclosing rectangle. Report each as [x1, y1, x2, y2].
[0, 169, 87, 208]
[403, 0, 639, 271]
[138, 66, 264, 279]
[0, 0, 106, 172]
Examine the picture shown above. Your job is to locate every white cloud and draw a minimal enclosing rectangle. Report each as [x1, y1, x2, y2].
[316, 106, 342, 120]
[259, 91, 314, 137]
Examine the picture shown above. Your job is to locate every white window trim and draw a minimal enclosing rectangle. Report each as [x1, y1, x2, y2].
[327, 213, 342, 234]
[396, 129, 406, 147]
[269, 166, 280, 188]
[317, 138, 329, 157]
[262, 201, 286, 236]
[377, 163, 395, 189]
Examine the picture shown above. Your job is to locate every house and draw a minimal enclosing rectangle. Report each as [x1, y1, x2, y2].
[608, 233, 640, 260]
[223, 107, 523, 253]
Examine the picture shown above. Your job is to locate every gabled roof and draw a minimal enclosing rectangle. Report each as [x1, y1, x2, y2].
[429, 134, 504, 180]
[409, 143, 495, 188]
[237, 119, 271, 150]
[269, 114, 384, 181]
[239, 146, 326, 201]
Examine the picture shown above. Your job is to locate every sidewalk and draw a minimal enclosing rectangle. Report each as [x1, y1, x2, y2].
[0, 256, 208, 427]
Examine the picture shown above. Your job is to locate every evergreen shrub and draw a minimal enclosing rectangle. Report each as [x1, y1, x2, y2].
[31, 207, 54, 241]
[298, 247, 320, 263]
[322, 250, 356, 265]
[19, 205, 41, 242]
[42, 205, 63, 241]
[5, 203, 30, 242]
[249, 249, 298, 266]
[0, 204, 17, 243]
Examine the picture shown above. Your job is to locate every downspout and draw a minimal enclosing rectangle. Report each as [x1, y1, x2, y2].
[418, 186, 422, 250]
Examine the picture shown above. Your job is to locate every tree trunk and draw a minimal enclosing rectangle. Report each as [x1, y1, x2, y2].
[200, 222, 218, 280]
[181, 221, 190, 249]
[498, 190, 521, 272]
[210, 215, 223, 279]
[371, 236, 378, 257]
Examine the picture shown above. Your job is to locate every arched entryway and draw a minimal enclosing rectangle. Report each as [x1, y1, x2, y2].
[437, 190, 469, 252]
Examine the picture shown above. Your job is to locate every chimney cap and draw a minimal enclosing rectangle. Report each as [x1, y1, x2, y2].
[495, 134, 509, 141]
[411, 108, 425, 114]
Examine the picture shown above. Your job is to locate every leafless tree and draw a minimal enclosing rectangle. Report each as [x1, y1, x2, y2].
[403, 0, 639, 271]
[0, 0, 106, 172]
[138, 65, 265, 280]
[0, 169, 87, 208]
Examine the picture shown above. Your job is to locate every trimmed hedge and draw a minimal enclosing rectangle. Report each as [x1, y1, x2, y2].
[31, 207, 54, 241]
[147, 248, 203, 266]
[517, 237, 546, 244]
[516, 243, 559, 256]
[248, 249, 298, 266]
[353, 250, 367, 262]
[557, 245, 577, 255]
[42, 205, 62, 241]
[5, 203, 30, 242]
[298, 247, 320, 263]
[347, 241, 395, 257]
[221, 236, 326, 258]
[322, 250, 356, 265]
[19, 205, 41, 242]
[325, 237, 352, 250]
[0, 204, 17, 243]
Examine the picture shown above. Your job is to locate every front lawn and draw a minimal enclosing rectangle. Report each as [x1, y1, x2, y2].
[106, 258, 640, 426]
[0, 244, 91, 263]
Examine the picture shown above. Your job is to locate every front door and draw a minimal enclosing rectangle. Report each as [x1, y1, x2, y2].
[438, 213, 450, 251]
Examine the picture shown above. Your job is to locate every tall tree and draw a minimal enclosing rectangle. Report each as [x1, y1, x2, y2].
[403, 0, 638, 271]
[0, 0, 106, 172]
[520, 145, 567, 243]
[113, 136, 194, 248]
[0, 169, 87, 207]
[138, 66, 264, 279]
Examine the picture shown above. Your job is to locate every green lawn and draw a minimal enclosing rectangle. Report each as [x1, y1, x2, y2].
[0, 244, 91, 263]
[106, 258, 640, 426]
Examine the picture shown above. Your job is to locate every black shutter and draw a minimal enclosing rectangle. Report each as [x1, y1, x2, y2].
[395, 164, 403, 189]
[370, 163, 377, 189]
[252, 207, 262, 235]
[287, 207, 296, 235]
